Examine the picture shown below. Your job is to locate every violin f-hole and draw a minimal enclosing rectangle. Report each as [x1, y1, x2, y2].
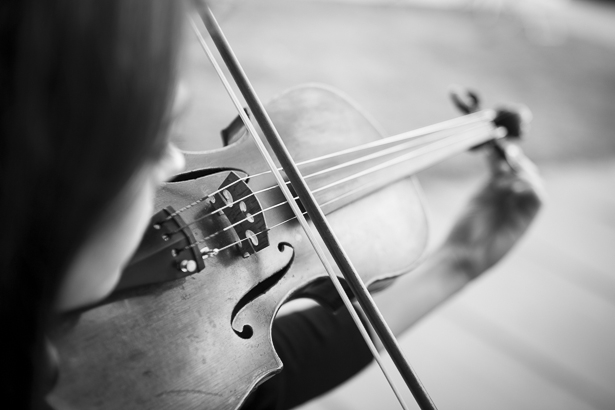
[231, 242, 295, 339]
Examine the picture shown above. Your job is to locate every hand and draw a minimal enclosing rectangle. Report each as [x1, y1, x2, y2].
[441, 141, 545, 279]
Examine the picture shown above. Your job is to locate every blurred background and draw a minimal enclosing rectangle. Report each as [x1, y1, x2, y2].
[178, 0, 614, 409]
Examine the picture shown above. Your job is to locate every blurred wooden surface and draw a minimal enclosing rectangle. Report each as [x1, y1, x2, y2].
[297, 159, 615, 410]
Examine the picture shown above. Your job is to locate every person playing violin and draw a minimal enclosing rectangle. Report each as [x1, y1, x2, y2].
[0, 0, 542, 409]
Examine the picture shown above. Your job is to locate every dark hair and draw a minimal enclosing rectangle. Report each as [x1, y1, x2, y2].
[0, 0, 185, 407]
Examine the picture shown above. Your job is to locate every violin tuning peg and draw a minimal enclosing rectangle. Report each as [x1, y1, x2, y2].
[493, 103, 533, 140]
[449, 85, 481, 114]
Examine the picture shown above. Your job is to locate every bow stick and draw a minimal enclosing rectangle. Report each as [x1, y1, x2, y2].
[192, 2, 438, 409]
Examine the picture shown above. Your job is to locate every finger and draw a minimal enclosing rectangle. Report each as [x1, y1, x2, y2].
[482, 141, 546, 203]
[501, 143, 547, 201]
[484, 143, 512, 175]
[490, 140, 534, 178]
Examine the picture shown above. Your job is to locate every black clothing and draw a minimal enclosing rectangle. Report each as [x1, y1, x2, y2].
[242, 305, 373, 410]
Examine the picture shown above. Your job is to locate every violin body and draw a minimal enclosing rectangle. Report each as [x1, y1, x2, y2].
[49, 85, 428, 410]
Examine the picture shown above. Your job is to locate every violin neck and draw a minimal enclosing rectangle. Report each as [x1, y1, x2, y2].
[375, 109, 499, 173]
[303, 109, 499, 214]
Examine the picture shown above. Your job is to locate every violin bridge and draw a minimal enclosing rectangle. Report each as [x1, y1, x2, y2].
[212, 172, 269, 256]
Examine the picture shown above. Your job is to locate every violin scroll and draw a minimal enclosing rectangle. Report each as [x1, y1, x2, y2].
[450, 86, 532, 139]
[450, 86, 533, 174]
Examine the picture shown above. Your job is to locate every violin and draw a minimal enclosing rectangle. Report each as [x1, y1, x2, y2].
[47, 4, 526, 410]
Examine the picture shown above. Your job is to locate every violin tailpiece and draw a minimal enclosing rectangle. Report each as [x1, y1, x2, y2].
[110, 206, 206, 295]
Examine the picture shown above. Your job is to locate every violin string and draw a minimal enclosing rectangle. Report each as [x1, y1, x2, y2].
[201, 183, 383, 253]
[306, 124, 490, 196]
[194, 197, 288, 245]
[293, 123, 478, 181]
[288, 109, 495, 168]
[187, 123, 492, 252]
[191, 12, 413, 409]
[163, 176, 244, 220]
[165, 111, 490, 223]
[212, 214, 297, 254]
[166, 183, 280, 236]
[173, 122, 491, 243]
[164, 169, 272, 220]
[168, 121, 488, 236]
[214, 177, 380, 252]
